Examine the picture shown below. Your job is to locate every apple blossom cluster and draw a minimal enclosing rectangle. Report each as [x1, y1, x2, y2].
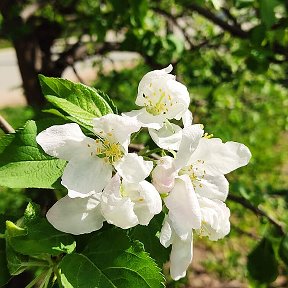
[36, 64, 251, 280]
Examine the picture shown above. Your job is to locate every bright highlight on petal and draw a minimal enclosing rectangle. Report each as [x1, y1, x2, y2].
[115, 153, 153, 183]
[149, 122, 182, 150]
[46, 194, 104, 235]
[36, 123, 94, 161]
[165, 175, 201, 238]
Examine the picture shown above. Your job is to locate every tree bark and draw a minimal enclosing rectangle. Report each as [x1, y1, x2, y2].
[13, 37, 45, 107]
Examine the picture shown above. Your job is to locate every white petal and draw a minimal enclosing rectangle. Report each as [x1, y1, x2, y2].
[197, 197, 230, 241]
[137, 65, 174, 106]
[101, 174, 138, 229]
[165, 79, 190, 120]
[149, 123, 182, 150]
[159, 216, 173, 248]
[115, 153, 153, 183]
[36, 123, 94, 161]
[195, 175, 229, 201]
[175, 124, 204, 169]
[170, 230, 193, 281]
[152, 156, 177, 193]
[189, 138, 252, 176]
[46, 194, 104, 235]
[124, 109, 165, 129]
[131, 180, 162, 225]
[62, 155, 112, 198]
[160, 216, 193, 281]
[165, 175, 201, 238]
[182, 110, 193, 127]
[93, 114, 141, 150]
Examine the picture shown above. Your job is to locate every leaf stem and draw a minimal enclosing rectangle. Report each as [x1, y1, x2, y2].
[0, 114, 15, 133]
[140, 147, 162, 157]
[22, 261, 50, 268]
[39, 268, 53, 288]
[53, 265, 64, 288]
[25, 269, 47, 288]
[228, 194, 285, 235]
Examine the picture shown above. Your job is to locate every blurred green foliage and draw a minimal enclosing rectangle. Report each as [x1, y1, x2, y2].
[1, 0, 288, 286]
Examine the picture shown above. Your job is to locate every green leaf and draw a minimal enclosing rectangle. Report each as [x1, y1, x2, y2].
[247, 237, 278, 283]
[130, 213, 170, 267]
[0, 133, 14, 154]
[0, 120, 66, 189]
[279, 234, 288, 266]
[45, 95, 98, 131]
[6, 242, 29, 276]
[5, 221, 27, 238]
[6, 211, 76, 257]
[259, 0, 278, 28]
[59, 253, 116, 288]
[39, 75, 116, 130]
[23, 202, 41, 225]
[83, 229, 165, 288]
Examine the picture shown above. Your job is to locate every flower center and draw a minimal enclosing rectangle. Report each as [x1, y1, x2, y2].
[143, 83, 175, 116]
[95, 138, 124, 164]
[179, 160, 206, 189]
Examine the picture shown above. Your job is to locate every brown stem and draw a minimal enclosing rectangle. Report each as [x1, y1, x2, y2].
[153, 7, 195, 48]
[0, 115, 15, 133]
[71, 64, 84, 84]
[228, 194, 285, 235]
[186, 3, 249, 39]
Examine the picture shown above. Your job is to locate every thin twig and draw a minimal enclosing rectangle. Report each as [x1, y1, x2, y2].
[71, 64, 84, 83]
[153, 7, 195, 48]
[0, 115, 15, 133]
[228, 194, 285, 235]
[128, 143, 161, 160]
[186, 3, 249, 39]
[231, 225, 260, 240]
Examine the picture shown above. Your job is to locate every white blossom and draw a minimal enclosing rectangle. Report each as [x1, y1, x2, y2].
[125, 65, 190, 129]
[160, 196, 230, 280]
[152, 123, 251, 279]
[36, 114, 153, 198]
[153, 124, 251, 202]
[47, 171, 162, 234]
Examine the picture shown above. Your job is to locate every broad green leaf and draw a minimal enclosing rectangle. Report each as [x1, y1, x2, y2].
[6, 219, 76, 256]
[45, 95, 99, 131]
[59, 253, 116, 288]
[0, 120, 66, 189]
[6, 242, 28, 276]
[39, 75, 116, 130]
[130, 213, 170, 267]
[6, 215, 75, 257]
[247, 237, 278, 283]
[83, 229, 165, 288]
[0, 133, 14, 154]
[279, 234, 288, 266]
